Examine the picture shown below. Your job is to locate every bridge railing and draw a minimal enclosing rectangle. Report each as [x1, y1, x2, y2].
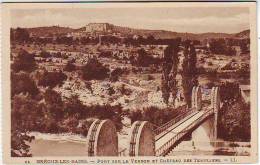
[155, 109, 214, 156]
[154, 108, 196, 136]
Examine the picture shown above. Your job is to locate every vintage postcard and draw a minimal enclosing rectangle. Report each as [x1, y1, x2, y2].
[1, 2, 257, 164]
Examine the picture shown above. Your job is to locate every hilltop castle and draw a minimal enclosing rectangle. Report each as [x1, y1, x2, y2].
[85, 23, 113, 33]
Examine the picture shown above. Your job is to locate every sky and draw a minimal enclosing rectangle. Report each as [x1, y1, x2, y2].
[11, 7, 249, 34]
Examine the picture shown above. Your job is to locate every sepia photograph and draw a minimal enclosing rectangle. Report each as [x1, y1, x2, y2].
[1, 2, 257, 164]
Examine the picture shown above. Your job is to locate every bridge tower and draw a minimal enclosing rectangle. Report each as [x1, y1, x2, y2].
[128, 121, 155, 156]
[86, 119, 118, 156]
[191, 86, 202, 111]
[211, 87, 220, 140]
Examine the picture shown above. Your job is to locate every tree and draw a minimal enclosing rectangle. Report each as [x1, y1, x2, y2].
[209, 38, 227, 54]
[129, 106, 186, 126]
[219, 82, 240, 103]
[11, 94, 44, 156]
[110, 68, 124, 82]
[44, 88, 64, 120]
[38, 71, 67, 88]
[146, 35, 155, 44]
[12, 49, 36, 72]
[161, 42, 180, 105]
[218, 100, 250, 141]
[82, 58, 110, 80]
[64, 61, 76, 72]
[63, 95, 87, 119]
[209, 38, 237, 56]
[39, 50, 51, 58]
[135, 48, 149, 67]
[13, 28, 30, 43]
[181, 40, 198, 106]
[88, 104, 124, 131]
[11, 72, 39, 98]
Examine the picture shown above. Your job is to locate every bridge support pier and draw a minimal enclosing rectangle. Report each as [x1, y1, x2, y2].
[192, 86, 202, 111]
[128, 121, 155, 156]
[86, 119, 118, 156]
[211, 87, 220, 140]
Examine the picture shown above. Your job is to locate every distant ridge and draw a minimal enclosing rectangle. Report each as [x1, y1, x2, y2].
[26, 26, 74, 36]
[234, 29, 250, 38]
[17, 23, 249, 40]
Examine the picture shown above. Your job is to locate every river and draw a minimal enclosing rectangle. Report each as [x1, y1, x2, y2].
[167, 118, 251, 156]
[29, 73, 250, 157]
[29, 119, 251, 157]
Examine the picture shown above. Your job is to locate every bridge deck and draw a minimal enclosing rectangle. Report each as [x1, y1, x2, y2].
[155, 110, 199, 141]
[155, 108, 213, 156]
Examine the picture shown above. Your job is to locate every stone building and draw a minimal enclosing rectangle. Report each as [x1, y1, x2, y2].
[85, 23, 113, 33]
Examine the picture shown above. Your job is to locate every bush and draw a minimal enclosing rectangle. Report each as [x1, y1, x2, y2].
[82, 58, 110, 80]
[110, 68, 124, 82]
[38, 71, 67, 88]
[75, 119, 94, 136]
[119, 84, 132, 96]
[108, 86, 115, 96]
[44, 88, 63, 120]
[63, 95, 87, 119]
[145, 74, 154, 81]
[218, 100, 250, 141]
[52, 52, 62, 58]
[11, 72, 39, 98]
[12, 49, 36, 72]
[39, 50, 51, 58]
[99, 51, 112, 58]
[219, 82, 240, 102]
[12, 94, 45, 132]
[129, 106, 187, 126]
[64, 61, 76, 72]
[85, 81, 93, 93]
[88, 104, 124, 131]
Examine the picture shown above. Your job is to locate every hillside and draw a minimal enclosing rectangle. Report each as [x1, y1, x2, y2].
[27, 26, 74, 37]
[21, 23, 249, 40]
[112, 25, 234, 40]
[234, 30, 250, 38]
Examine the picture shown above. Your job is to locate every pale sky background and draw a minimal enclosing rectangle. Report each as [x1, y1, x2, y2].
[11, 7, 249, 33]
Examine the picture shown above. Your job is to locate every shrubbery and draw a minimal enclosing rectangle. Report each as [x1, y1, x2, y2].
[12, 49, 36, 72]
[64, 61, 76, 72]
[219, 82, 240, 102]
[38, 71, 67, 88]
[110, 68, 125, 82]
[11, 72, 39, 98]
[12, 89, 125, 136]
[131, 48, 162, 67]
[39, 50, 51, 58]
[217, 82, 250, 141]
[218, 100, 250, 141]
[209, 38, 237, 55]
[129, 106, 187, 126]
[82, 58, 110, 80]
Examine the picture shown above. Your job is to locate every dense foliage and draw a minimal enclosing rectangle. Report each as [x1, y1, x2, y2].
[64, 61, 76, 72]
[161, 40, 180, 105]
[12, 49, 36, 72]
[181, 40, 198, 106]
[129, 106, 187, 127]
[82, 58, 110, 80]
[218, 100, 250, 141]
[11, 28, 30, 43]
[11, 72, 39, 98]
[37, 71, 67, 88]
[209, 38, 236, 56]
[218, 82, 250, 141]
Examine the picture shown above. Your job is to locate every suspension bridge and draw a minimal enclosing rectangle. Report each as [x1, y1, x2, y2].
[86, 86, 221, 156]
